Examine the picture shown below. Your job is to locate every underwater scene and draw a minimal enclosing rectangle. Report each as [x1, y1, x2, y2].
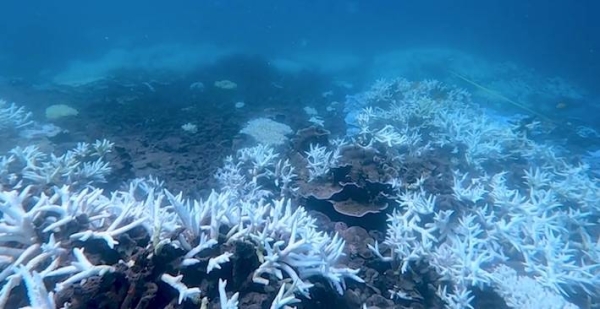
[0, 1, 599, 308]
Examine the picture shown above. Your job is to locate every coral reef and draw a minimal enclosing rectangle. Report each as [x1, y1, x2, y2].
[1, 76, 599, 309]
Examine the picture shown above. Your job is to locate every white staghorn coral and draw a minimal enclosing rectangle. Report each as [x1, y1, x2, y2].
[218, 279, 239, 309]
[0, 140, 360, 308]
[304, 143, 342, 182]
[0, 99, 33, 132]
[355, 78, 599, 308]
[45, 248, 114, 292]
[1, 140, 113, 190]
[166, 190, 363, 296]
[8, 77, 597, 309]
[160, 273, 201, 304]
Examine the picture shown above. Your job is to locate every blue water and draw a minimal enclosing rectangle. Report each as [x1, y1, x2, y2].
[1, 1, 598, 83]
[1, 1, 599, 308]
[1, 1, 598, 123]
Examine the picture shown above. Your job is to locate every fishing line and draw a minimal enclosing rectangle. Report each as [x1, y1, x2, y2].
[449, 70, 557, 124]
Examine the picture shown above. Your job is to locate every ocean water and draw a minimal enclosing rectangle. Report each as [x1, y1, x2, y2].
[0, 1, 598, 309]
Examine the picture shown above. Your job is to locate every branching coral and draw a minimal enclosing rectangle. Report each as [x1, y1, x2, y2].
[353, 78, 599, 308]
[0, 135, 363, 308]
[3, 77, 598, 309]
[0, 99, 33, 132]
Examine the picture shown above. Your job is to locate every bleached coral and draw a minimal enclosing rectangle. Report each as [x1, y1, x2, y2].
[0, 138, 363, 308]
[345, 78, 519, 165]
[491, 264, 579, 309]
[240, 118, 293, 146]
[13, 265, 56, 309]
[0, 186, 41, 249]
[161, 273, 201, 304]
[181, 122, 198, 133]
[216, 144, 297, 200]
[0, 140, 113, 190]
[0, 99, 33, 132]
[269, 279, 301, 309]
[4, 76, 596, 309]
[356, 78, 598, 308]
[304, 143, 341, 182]
[166, 191, 363, 297]
[218, 279, 239, 309]
[67, 191, 147, 249]
[46, 248, 115, 292]
[207, 252, 233, 274]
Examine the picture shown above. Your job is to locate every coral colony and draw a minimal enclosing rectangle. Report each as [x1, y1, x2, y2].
[0, 78, 599, 309]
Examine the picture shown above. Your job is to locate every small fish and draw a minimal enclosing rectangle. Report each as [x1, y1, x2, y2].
[556, 102, 567, 109]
